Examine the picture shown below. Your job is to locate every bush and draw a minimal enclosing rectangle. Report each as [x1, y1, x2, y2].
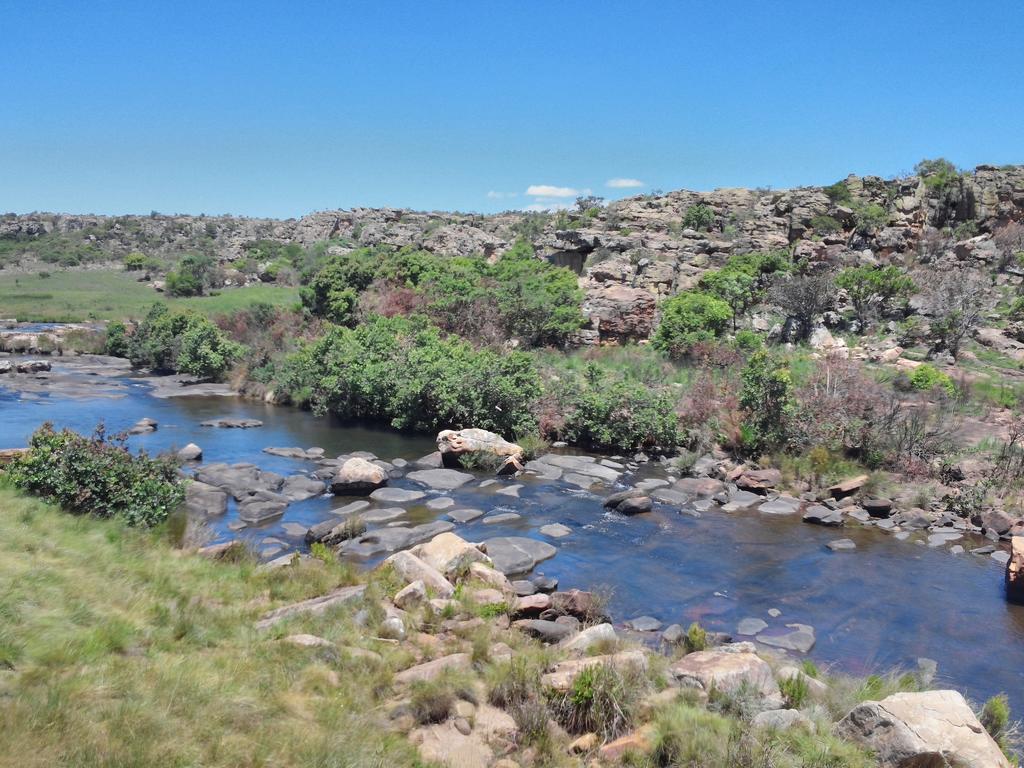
[683, 203, 715, 232]
[277, 315, 541, 437]
[698, 269, 757, 330]
[739, 350, 795, 454]
[685, 622, 707, 652]
[810, 214, 843, 234]
[128, 304, 242, 380]
[165, 254, 214, 297]
[835, 265, 915, 330]
[548, 662, 645, 741]
[824, 180, 853, 204]
[916, 157, 960, 192]
[558, 364, 680, 453]
[771, 272, 836, 341]
[733, 329, 763, 351]
[653, 291, 731, 358]
[123, 252, 155, 271]
[909, 363, 955, 396]
[780, 673, 809, 709]
[104, 321, 130, 357]
[7, 424, 184, 527]
[852, 202, 889, 235]
[981, 694, 1010, 744]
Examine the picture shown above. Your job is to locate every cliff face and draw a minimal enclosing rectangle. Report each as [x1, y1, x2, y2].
[3, 164, 1023, 342]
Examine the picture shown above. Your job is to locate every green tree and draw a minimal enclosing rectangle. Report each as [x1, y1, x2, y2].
[915, 158, 960, 192]
[698, 268, 757, 330]
[299, 250, 376, 324]
[177, 319, 244, 380]
[165, 254, 214, 297]
[739, 350, 794, 454]
[683, 204, 715, 232]
[104, 321, 130, 357]
[652, 292, 732, 358]
[852, 202, 889, 235]
[835, 265, 915, 330]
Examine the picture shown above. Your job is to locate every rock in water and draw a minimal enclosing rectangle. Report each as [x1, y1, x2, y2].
[177, 442, 202, 461]
[836, 690, 1010, 768]
[436, 428, 523, 468]
[1006, 536, 1024, 604]
[330, 457, 387, 495]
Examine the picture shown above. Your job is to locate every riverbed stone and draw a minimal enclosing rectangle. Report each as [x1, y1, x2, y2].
[827, 538, 857, 552]
[495, 483, 522, 498]
[661, 624, 684, 644]
[635, 478, 669, 492]
[331, 457, 388, 495]
[511, 579, 536, 596]
[735, 468, 781, 493]
[736, 618, 768, 636]
[185, 480, 228, 516]
[752, 708, 814, 732]
[425, 496, 454, 510]
[448, 507, 484, 523]
[535, 453, 620, 482]
[482, 536, 557, 575]
[384, 550, 455, 597]
[281, 474, 326, 501]
[369, 487, 426, 504]
[617, 496, 653, 515]
[513, 619, 575, 643]
[437, 428, 523, 467]
[340, 520, 455, 558]
[756, 623, 816, 653]
[360, 507, 407, 524]
[1006, 537, 1024, 603]
[543, 650, 647, 691]
[673, 477, 726, 497]
[539, 523, 572, 538]
[483, 511, 521, 525]
[177, 442, 202, 461]
[758, 495, 802, 516]
[238, 495, 288, 525]
[836, 690, 1010, 768]
[670, 650, 781, 705]
[626, 616, 662, 632]
[406, 467, 474, 490]
[863, 498, 894, 518]
[255, 584, 367, 630]
[128, 417, 157, 434]
[201, 418, 263, 429]
[721, 489, 763, 512]
[803, 504, 843, 526]
[411, 532, 491, 578]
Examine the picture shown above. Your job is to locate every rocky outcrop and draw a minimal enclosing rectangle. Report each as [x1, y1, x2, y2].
[1006, 536, 1024, 604]
[436, 428, 522, 468]
[836, 690, 1010, 768]
[330, 457, 388, 495]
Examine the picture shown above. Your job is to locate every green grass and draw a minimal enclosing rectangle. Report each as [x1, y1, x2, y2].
[0, 269, 299, 322]
[0, 486, 422, 768]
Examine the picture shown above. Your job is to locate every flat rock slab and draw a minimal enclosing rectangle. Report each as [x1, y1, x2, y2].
[425, 497, 454, 510]
[635, 478, 669, 492]
[340, 520, 454, 558]
[281, 475, 326, 502]
[495, 484, 523, 497]
[539, 523, 572, 538]
[626, 616, 662, 632]
[483, 512, 521, 525]
[756, 623, 816, 653]
[280, 522, 308, 537]
[483, 536, 557, 575]
[721, 489, 763, 512]
[334, 500, 371, 516]
[534, 454, 620, 482]
[512, 619, 576, 643]
[758, 496, 802, 516]
[827, 538, 857, 552]
[737, 618, 768, 636]
[448, 508, 484, 523]
[406, 468, 474, 490]
[803, 504, 844, 526]
[394, 653, 472, 685]
[369, 487, 426, 504]
[670, 650, 780, 702]
[255, 584, 366, 629]
[263, 446, 324, 460]
[201, 418, 263, 428]
[360, 507, 407, 524]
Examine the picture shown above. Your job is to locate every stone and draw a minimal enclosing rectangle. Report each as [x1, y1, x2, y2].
[436, 428, 523, 468]
[177, 442, 202, 461]
[406, 468, 475, 490]
[483, 511, 521, 525]
[598, 725, 655, 762]
[360, 507, 407, 524]
[617, 496, 653, 515]
[735, 468, 781, 493]
[200, 418, 262, 428]
[673, 477, 726, 497]
[394, 580, 428, 610]
[448, 508, 484, 523]
[128, 417, 157, 435]
[185, 480, 228, 517]
[513, 593, 551, 616]
[494, 484, 522, 498]
[752, 708, 814, 732]
[282, 633, 335, 649]
[331, 457, 388, 495]
[569, 733, 599, 754]
[803, 504, 843, 526]
[736, 618, 768, 636]
[626, 616, 662, 632]
[661, 624, 685, 644]
[395, 653, 472, 685]
[383, 550, 455, 598]
[532, 453, 620, 482]
[369, 487, 425, 504]
[512, 619, 576, 643]
[756, 623, 816, 653]
[481, 536, 557, 575]
[425, 496, 454, 511]
[561, 622, 617, 653]
[496, 455, 523, 476]
[411, 532, 491, 578]
[380, 615, 406, 640]
[334, 499, 371, 516]
[255, 585, 367, 629]
[538, 523, 571, 538]
[836, 690, 1010, 768]
[511, 579, 536, 596]
[1006, 536, 1024, 603]
[602, 488, 644, 508]
[863, 498, 894, 518]
[281, 474, 326, 501]
[670, 650, 781, 704]
[550, 589, 608, 622]
[467, 561, 513, 592]
[721, 489, 763, 511]
[828, 475, 869, 498]
[543, 650, 648, 691]
[758, 496, 802, 516]
[238, 496, 288, 525]
[827, 538, 857, 552]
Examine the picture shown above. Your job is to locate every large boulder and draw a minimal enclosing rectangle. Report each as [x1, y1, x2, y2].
[836, 690, 1010, 768]
[330, 457, 387, 495]
[1006, 536, 1024, 604]
[669, 649, 781, 705]
[411, 532, 491, 578]
[383, 550, 455, 598]
[437, 428, 523, 468]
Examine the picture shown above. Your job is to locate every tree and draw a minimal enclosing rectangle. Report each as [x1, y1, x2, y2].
[835, 265, 915, 331]
[698, 268, 757, 330]
[994, 221, 1024, 272]
[922, 268, 987, 359]
[652, 291, 731, 358]
[739, 350, 794, 454]
[574, 195, 605, 215]
[770, 272, 836, 341]
[177, 319, 243, 380]
[915, 158, 960, 192]
[165, 254, 214, 297]
[852, 202, 888, 235]
[683, 204, 715, 232]
[299, 251, 376, 324]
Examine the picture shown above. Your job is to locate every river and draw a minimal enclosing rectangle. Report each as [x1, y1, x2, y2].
[2, 353, 1022, 712]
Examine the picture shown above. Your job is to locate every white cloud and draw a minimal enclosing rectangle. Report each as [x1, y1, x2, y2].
[526, 184, 578, 198]
[606, 177, 645, 189]
[486, 190, 517, 200]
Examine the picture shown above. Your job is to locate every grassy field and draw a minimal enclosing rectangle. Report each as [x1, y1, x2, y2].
[0, 269, 299, 322]
[0, 487, 422, 768]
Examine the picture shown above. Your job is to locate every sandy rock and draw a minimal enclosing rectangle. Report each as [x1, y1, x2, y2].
[836, 690, 1009, 768]
[255, 584, 367, 630]
[437, 428, 523, 468]
[384, 550, 455, 598]
[669, 650, 781, 704]
[331, 457, 388, 495]
[394, 579, 428, 610]
[1006, 536, 1024, 604]
[395, 652, 472, 684]
[542, 650, 648, 691]
[411, 532, 491, 578]
[560, 622, 617, 653]
[177, 442, 202, 461]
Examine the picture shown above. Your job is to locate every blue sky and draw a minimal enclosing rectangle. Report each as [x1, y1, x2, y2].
[2, 1, 1022, 217]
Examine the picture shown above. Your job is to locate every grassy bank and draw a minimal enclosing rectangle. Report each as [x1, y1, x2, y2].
[0, 268, 298, 322]
[0, 486, 421, 767]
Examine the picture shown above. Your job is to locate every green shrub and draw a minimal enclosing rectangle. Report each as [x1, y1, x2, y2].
[739, 350, 795, 454]
[7, 423, 184, 527]
[916, 157, 960, 193]
[733, 329, 763, 351]
[176, 320, 244, 380]
[652, 291, 731, 358]
[685, 622, 707, 652]
[127, 304, 241, 380]
[165, 254, 214, 297]
[780, 673, 810, 709]
[123, 252, 150, 271]
[909, 363, 955, 396]
[104, 321, 130, 358]
[698, 269, 757, 330]
[980, 694, 1010, 744]
[559, 364, 680, 453]
[408, 680, 455, 724]
[548, 662, 645, 741]
[835, 265, 915, 330]
[953, 220, 979, 240]
[683, 203, 715, 232]
[852, 202, 889, 235]
[810, 214, 843, 234]
[277, 315, 541, 437]
[824, 180, 853, 204]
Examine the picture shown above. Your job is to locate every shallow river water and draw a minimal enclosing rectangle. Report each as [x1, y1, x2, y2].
[2, 354, 1022, 712]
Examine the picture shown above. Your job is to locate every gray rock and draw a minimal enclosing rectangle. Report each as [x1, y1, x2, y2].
[827, 538, 857, 552]
[482, 536, 557, 574]
[539, 523, 572, 538]
[512, 619, 575, 643]
[334, 499, 371, 516]
[662, 624, 684, 644]
[369, 487, 426, 504]
[406, 468, 474, 490]
[177, 442, 202, 461]
[201, 418, 263, 429]
[255, 585, 367, 630]
[511, 580, 536, 596]
[626, 616, 662, 632]
[635, 478, 669, 492]
[495, 483, 523, 497]
[128, 417, 158, 435]
[360, 507, 407, 524]
[752, 708, 814, 732]
[756, 623, 816, 653]
[758, 496, 801, 516]
[339, 520, 455, 558]
[237, 494, 289, 525]
[803, 504, 843, 526]
[448, 507, 485, 523]
[426, 496, 454, 510]
[331, 457, 388, 495]
[617, 496, 653, 515]
[737, 618, 768, 636]
[281, 474, 326, 502]
[185, 480, 228, 517]
[483, 511, 521, 525]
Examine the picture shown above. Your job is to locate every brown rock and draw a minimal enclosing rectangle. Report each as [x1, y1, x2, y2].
[1006, 536, 1024, 604]
[598, 725, 655, 762]
[735, 468, 781, 493]
[330, 457, 387, 495]
[828, 474, 869, 498]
